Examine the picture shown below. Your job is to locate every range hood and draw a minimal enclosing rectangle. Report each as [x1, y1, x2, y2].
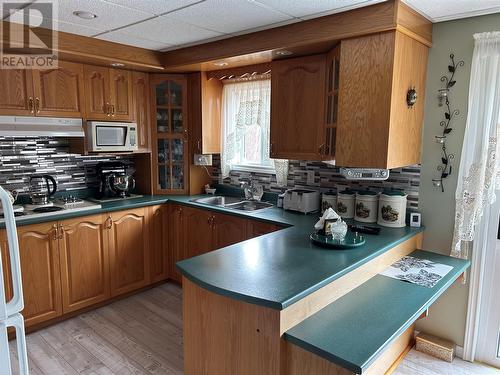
[0, 116, 84, 137]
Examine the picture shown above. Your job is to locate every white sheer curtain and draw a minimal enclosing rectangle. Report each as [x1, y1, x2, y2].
[221, 77, 289, 184]
[451, 31, 500, 259]
[221, 78, 271, 178]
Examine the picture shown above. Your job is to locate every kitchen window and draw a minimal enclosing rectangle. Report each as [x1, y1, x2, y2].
[220, 77, 273, 177]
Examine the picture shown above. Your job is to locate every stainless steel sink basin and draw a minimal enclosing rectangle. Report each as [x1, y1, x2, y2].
[190, 195, 274, 211]
[190, 195, 243, 206]
[226, 200, 274, 211]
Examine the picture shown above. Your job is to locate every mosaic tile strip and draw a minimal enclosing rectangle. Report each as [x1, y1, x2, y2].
[0, 137, 133, 194]
[210, 155, 420, 210]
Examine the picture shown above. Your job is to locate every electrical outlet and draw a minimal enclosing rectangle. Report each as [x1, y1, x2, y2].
[194, 154, 213, 166]
[306, 170, 315, 185]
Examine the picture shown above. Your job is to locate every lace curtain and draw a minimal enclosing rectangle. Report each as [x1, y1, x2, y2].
[221, 77, 289, 184]
[451, 31, 500, 259]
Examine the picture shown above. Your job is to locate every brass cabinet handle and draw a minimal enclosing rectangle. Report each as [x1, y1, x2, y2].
[28, 97, 34, 114]
[177, 207, 183, 215]
[58, 224, 64, 240]
[106, 102, 111, 116]
[35, 97, 40, 114]
[197, 139, 201, 153]
[51, 224, 58, 241]
[106, 216, 113, 229]
[111, 104, 115, 117]
[210, 215, 215, 227]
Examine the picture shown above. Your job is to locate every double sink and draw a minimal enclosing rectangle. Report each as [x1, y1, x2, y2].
[190, 196, 274, 212]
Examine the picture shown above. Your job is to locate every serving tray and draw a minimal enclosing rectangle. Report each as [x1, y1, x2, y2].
[310, 231, 365, 249]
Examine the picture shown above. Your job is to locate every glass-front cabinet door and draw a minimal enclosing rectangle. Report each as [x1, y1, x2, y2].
[150, 75, 189, 194]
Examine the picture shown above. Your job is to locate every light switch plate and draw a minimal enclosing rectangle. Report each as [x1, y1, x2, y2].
[194, 154, 212, 166]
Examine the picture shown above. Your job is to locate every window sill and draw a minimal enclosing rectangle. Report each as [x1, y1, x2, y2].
[231, 164, 276, 174]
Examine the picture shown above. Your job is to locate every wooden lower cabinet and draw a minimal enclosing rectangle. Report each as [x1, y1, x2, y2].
[213, 212, 247, 249]
[0, 231, 12, 301]
[16, 223, 63, 327]
[183, 206, 213, 258]
[247, 220, 280, 239]
[150, 205, 169, 283]
[108, 207, 150, 297]
[59, 215, 110, 313]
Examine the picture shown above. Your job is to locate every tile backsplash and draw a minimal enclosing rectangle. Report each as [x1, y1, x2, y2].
[211, 155, 420, 210]
[0, 137, 133, 195]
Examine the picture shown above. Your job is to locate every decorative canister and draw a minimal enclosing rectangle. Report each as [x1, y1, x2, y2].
[321, 191, 337, 213]
[355, 191, 379, 223]
[377, 190, 407, 228]
[336, 189, 355, 219]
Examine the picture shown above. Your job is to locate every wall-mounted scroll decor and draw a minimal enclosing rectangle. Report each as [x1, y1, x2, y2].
[432, 53, 464, 192]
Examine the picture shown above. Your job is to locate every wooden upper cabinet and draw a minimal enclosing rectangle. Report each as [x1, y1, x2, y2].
[17, 222, 62, 327]
[149, 205, 169, 283]
[336, 31, 428, 169]
[107, 207, 150, 297]
[323, 45, 341, 160]
[32, 61, 84, 117]
[213, 212, 247, 249]
[109, 68, 133, 120]
[270, 54, 326, 160]
[132, 71, 150, 151]
[58, 215, 110, 313]
[183, 206, 213, 258]
[84, 65, 110, 119]
[0, 69, 34, 115]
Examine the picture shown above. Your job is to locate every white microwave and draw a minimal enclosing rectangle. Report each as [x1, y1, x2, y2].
[86, 121, 138, 152]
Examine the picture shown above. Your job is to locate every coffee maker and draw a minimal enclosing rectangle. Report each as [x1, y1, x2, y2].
[96, 162, 136, 199]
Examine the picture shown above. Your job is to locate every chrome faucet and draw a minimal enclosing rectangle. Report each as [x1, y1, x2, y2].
[240, 181, 253, 200]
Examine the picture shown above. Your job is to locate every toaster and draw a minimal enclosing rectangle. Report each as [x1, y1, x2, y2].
[283, 189, 320, 214]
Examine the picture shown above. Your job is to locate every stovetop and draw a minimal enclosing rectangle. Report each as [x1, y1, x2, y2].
[0, 197, 102, 223]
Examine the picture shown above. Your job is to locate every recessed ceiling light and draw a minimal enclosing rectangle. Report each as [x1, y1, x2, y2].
[72, 11, 98, 20]
[110, 62, 125, 67]
[213, 61, 228, 67]
[276, 50, 293, 56]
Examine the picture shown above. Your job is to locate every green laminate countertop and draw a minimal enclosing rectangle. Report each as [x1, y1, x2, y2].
[284, 250, 470, 373]
[173, 195, 425, 310]
[1, 195, 168, 228]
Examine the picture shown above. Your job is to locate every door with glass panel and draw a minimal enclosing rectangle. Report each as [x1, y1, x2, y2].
[150, 75, 189, 194]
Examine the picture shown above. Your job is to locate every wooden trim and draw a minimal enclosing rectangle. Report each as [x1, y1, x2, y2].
[206, 63, 272, 80]
[384, 343, 414, 375]
[280, 233, 423, 334]
[0, 21, 164, 71]
[163, 0, 431, 70]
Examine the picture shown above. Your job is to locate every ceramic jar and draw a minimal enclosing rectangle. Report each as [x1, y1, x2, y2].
[355, 191, 379, 223]
[378, 191, 407, 228]
[336, 189, 355, 219]
[321, 191, 337, 213]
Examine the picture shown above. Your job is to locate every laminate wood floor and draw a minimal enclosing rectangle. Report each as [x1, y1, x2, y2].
[7, 282, 499, 374]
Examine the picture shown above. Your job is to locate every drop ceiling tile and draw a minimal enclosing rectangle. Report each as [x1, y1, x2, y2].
[96, 31, 174, 50]
[251, 0, 380, 18]
[166, 0, 293, 34]
[404, 0, 500, 22]
[118, 15, 224, 46]
[103, 0, 204, 16]
[27, 0, 154, 32]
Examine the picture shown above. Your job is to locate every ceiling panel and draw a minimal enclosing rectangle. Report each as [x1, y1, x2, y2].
[166, 0, 293, 34]
[252, 0, 381, 19]
[31, 0, 154, 32]
[103, 0, 205, 16]
[96, 30, 174, 50]
[404, 0, 500, 22]
[118, 15, 224, 45]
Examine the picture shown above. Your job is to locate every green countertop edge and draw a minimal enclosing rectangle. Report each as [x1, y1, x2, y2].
[177, 226, 425, 310]
[0, 195, 169, 228]
[283, 250, 470, 373]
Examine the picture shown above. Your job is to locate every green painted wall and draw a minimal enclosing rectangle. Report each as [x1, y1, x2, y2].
[416, 13, 500, 346]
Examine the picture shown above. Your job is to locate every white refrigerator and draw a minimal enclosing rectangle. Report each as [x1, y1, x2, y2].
[0, 186, 29, 375]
